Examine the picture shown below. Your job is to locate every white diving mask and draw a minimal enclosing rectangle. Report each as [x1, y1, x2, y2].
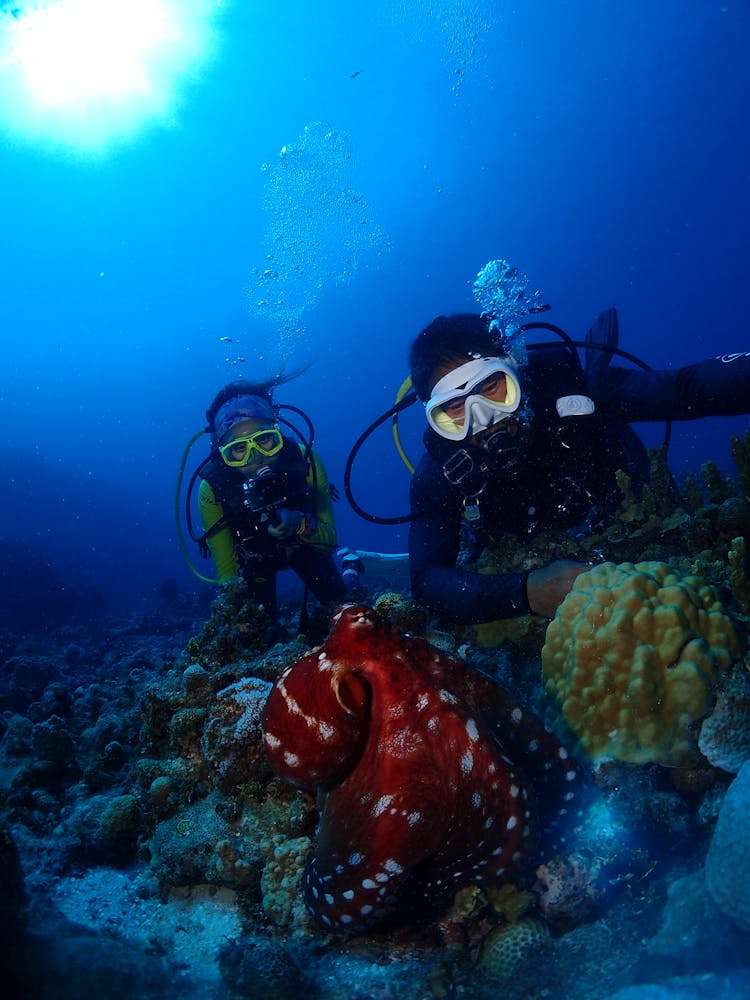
[425, 356, 521, 441]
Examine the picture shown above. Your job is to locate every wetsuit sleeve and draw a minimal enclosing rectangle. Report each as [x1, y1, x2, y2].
[198, 478, 240, 582]
[594, 352, 750, 422]
[408, 457, 531, 623]
[303, 451, 338, 552]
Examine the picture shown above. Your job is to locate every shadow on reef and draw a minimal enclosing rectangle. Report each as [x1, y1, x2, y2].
[2, 436, 750, 997]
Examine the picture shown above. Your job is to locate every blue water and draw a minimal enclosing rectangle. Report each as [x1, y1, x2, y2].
[1, 0, 749, 613]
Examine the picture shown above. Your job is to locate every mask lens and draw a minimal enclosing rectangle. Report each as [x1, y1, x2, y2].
[253, 430, 283, 455]
[220, 439, 251, 466]
[431, 400, 467, 436]
[476, 373, 504, 400]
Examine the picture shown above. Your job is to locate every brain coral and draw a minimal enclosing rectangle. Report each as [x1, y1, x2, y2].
[478, 917, 550, 981]
[542, 561, 740, 766]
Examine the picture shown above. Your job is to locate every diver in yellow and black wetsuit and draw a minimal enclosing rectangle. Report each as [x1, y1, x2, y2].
[198, 380, 346, 613]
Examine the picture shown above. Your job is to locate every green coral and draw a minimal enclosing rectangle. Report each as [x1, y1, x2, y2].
[730, 429, 750, 499]
[728, 535, 750, 615]
[701, 460, 737, 505]
[682, 475, 705, 513]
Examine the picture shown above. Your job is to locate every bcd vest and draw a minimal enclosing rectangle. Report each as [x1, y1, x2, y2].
[426, 344, 648, 538]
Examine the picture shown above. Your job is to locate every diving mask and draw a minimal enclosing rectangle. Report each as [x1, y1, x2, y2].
[425, 357, 521, 441]
[219, 427, 284, 467]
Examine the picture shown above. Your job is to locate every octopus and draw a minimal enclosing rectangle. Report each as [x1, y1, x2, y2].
[262, 605, 587, 933]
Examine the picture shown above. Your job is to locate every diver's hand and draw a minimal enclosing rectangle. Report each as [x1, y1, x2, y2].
[267, 508, 304, 541]
[526, 560, 588, 618]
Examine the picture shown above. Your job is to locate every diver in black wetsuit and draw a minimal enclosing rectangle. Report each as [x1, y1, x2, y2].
[408, 310, 750, 624]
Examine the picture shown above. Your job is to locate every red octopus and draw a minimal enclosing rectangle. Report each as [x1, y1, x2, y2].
[262, 605, 585, 933]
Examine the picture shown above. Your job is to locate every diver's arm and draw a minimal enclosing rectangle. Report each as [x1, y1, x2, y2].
[594, 353, 750, 422]
[302, 450, 338, 551]
[408, 459, 531, 623]
[198, 479, 241, 581]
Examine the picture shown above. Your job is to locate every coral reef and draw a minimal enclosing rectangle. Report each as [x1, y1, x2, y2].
[184, 581, 275, 668]
[372, 591, 430, 634]
[534, 854, 602, 931]
[648, 868, 741, 971]
[218, 934, 306, 998]
[542, 561, 741, 765]
[730, 430, 750, 499]
[0, 820, 26, 939]
[201, 677, 274, 792]
[716, 496, 750, 542]
[705, 758, 750, 932]
[698, 663, 750, 773]
[727, 535, 750, 614]
[3, 430, 750, 997]
[135, 634, 316, 900]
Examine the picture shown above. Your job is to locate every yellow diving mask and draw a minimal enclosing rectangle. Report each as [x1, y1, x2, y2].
[219, 427, 284, 467]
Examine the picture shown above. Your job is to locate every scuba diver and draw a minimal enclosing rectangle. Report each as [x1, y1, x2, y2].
[407, 309, 750, 624]
[195, 379, 346, 614]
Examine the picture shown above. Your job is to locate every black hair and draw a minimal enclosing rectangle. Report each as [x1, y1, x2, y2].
[408, 313, 504, 401]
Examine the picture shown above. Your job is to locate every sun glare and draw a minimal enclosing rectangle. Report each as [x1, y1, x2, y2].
[0, 0, 225, 154]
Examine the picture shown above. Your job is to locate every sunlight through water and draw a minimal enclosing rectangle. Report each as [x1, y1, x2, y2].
[0, 0, 226, 154]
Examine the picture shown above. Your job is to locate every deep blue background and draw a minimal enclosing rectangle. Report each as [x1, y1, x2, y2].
[1, 1, 749, 612]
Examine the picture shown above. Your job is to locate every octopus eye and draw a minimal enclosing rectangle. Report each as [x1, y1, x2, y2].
[334, 671, 370, 714]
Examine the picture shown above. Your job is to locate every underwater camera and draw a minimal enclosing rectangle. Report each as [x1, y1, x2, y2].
[242, 466, 287, 516]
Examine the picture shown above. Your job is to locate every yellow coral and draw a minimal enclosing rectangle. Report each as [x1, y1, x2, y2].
[486, 883, 535, 923]
[260, 834, 312, 931]
[542, 561, 741, 766]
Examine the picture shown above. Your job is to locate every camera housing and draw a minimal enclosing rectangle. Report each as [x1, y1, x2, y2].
[242, 466, 287, 515]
